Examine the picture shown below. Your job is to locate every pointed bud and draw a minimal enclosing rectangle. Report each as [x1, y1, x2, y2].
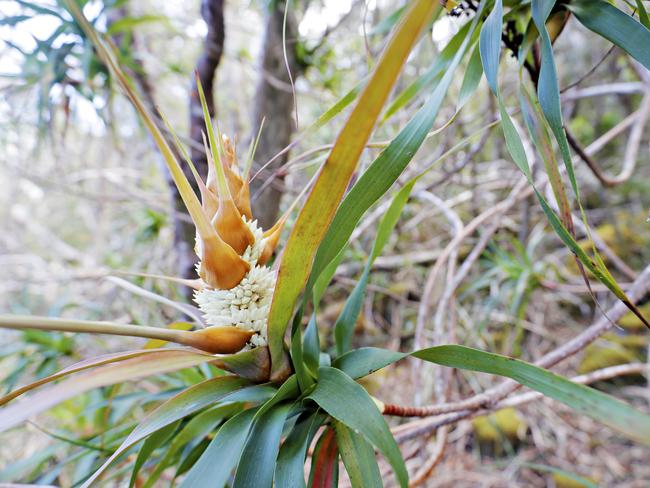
[221, 134, 236, 168]
[234, 180, 253, 221]
[184, 326, 254, 354]
[258, 214, 287, 266]
[212, 198, 255, 255]
[199, 234, 250, 289]
[221, 135, 253, 220]
[201, 133, 255, 255]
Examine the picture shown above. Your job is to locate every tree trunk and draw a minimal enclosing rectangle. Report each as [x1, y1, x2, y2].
[249, 1, 303, 230]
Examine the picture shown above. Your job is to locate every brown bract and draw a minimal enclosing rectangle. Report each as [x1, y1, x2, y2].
[198, 234, 250, 289]
[184, 326, 255, 354]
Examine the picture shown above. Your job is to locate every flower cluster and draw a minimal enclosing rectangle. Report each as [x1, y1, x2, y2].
[194, 217, 276, 347]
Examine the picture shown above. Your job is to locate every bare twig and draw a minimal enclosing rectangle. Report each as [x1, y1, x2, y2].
[566, 92, 650, 188]
[392, 362, 650, 444]
[390, 264, 650, 440]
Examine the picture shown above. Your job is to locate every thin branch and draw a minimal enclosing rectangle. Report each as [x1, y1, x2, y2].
[390, 264, 650, 440]
[0, 314, 253, 354]
[566, 92, 650, 187]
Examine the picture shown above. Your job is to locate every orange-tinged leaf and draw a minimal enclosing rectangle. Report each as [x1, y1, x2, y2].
[0, 349, 215, 433]
[63, 1, 219, 245]
[0, 348, 185, 407]
[266, 0, 439, 377]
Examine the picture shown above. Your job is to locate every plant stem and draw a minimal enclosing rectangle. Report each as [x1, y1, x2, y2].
[0, 315, 254, 354]
[0, 314, 190, 344]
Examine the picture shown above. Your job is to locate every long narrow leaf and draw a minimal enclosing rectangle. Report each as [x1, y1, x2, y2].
[232, 403, 293, 488]
[81, 378, 274, 487]
[333, 180, 414, 355]
[309, 428, 339, 488]
[569, 0, 650, 69]
[309, 2, 485, 297]
[309, 367, 408, 487]
[180, 408, 259, 488]
[275, 412, 324, 488]
[334, 420, 383, 488]
[142, 404, 241, 488]
[0, 349, 216, 433]
[267, 0, 439, 377]
[412, 345, 650, 444]
[0, 348, 188, 407]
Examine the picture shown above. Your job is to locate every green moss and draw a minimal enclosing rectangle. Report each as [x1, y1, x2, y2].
[619, 303, 650, 331]
[472, 407, 527, 442]
[578, 333, 646, 374]
[552, 472, 598, 488]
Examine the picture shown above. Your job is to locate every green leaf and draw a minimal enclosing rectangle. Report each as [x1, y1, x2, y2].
[333, 180, 414, 355]
[309, 3, 485, 299]
[255, 375, 300, 419]
[233, 403, 293, 488]
[458, 42, 484, 109]
[569, 0, 650, 69]
[382, 18, 473, 121]
[636, 0, 650, 29]
[332, 345, 650, 445]
[81, 378, 274, 487]
[532, 0, 580, 201]
[0, 349, 217, 433]
[105, 15, 169, 35]
[334, 421, 382, 488]
[412, 345, 650, 444]
[180, 408, 258, 488]
[479, 0, 532, 180]
[309, 367, 408, 487]
[479, 0, 503, 96]
[267, 0, 440, 377]
[303, 314, 321, 377]
[129, 420, 180, 487]
[275, 412, 325, 488]
[332, 347, 406, 379]
[142, 404, 241, 488]
[291, 316, 314, 392]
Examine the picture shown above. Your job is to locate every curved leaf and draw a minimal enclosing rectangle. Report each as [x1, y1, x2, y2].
[0, 348, 192, 407]
[267, 0, 439, 377]
[332, 347, 406, 380]
[129, 420, 180, 487]
[232, 403, 293, 488]
[308, 2, 485, 299]
[180, 407, 259, 488]
[309, 427, 339, 488]
[0, 349, 216, 433]
[81, 378, 275, 487]
[412, 345, 650, 444]
[569, 0, 650, 69]
[334, 420, 382, 488]
[142, 404, 241, 488]
[333, 179, 414, 355]
[275, 412, 324, 488]
[309, 367, 407, 487]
